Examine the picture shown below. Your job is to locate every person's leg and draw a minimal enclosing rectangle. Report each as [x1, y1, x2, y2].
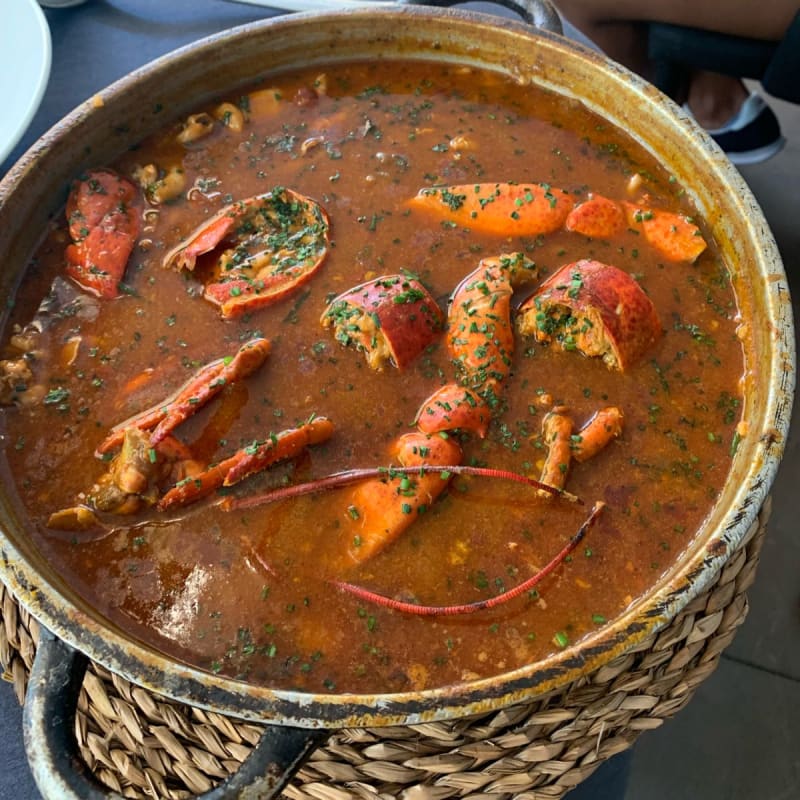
[686, 71, 749, 129]
[555, 0, 797, 47]
[554, 0, 793, 163]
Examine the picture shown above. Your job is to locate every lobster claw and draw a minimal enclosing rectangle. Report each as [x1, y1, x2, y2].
[65, 169, 143, 299]
[517, 259, 662, 371]
[321, 274, 444, 370]
[163, 187, 331, 318]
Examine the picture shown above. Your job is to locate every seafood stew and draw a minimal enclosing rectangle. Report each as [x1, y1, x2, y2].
[0, 59, 746, 694]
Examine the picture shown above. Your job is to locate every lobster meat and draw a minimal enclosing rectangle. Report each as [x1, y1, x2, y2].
[517, 259, 662, 371]
[163, 187, 330, 318]
[408, 182, 574, 237]
[321, 274, 444, 370]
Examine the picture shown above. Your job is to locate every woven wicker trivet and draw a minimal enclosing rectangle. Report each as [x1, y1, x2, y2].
[1, 497, 769, 799]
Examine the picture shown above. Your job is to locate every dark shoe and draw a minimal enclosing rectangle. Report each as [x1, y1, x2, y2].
[702, 93, 786, 165]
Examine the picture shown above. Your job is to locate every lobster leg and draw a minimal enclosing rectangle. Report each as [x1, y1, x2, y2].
[572, 407, 624, 463]
[96, 338, 271, 455]
[538, 408, 574, 496]
[159, 416, 334, 510]
[150, 338, 272, 445]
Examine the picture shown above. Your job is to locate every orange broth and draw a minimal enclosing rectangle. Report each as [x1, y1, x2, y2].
[0, 60, 745, 693]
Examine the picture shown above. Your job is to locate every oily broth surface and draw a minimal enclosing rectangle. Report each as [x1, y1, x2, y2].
[1, 61, 744, 692]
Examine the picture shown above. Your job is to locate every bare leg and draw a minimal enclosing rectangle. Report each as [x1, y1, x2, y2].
[555, 0, 797, 45]
[686, 71, 749, 129]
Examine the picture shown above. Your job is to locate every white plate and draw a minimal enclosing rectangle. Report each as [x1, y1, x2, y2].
[0, 0, 51, 165]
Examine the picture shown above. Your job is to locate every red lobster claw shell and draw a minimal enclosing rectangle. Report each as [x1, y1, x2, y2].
[164, 187, 330, 318]
[321, 274, 444, 370]
[65, 168, 143, 298]
[517, 259, 662, 371]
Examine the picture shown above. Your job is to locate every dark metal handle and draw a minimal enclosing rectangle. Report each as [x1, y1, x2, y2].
[405, 0, 563, 34]
[23, 629, 328, 800]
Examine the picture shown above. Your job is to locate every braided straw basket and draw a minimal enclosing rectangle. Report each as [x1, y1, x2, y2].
[0, 498, 769, 799]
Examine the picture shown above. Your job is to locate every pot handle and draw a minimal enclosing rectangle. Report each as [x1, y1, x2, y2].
[23, 628, 329, 799]
[405, 0, 564, 34]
